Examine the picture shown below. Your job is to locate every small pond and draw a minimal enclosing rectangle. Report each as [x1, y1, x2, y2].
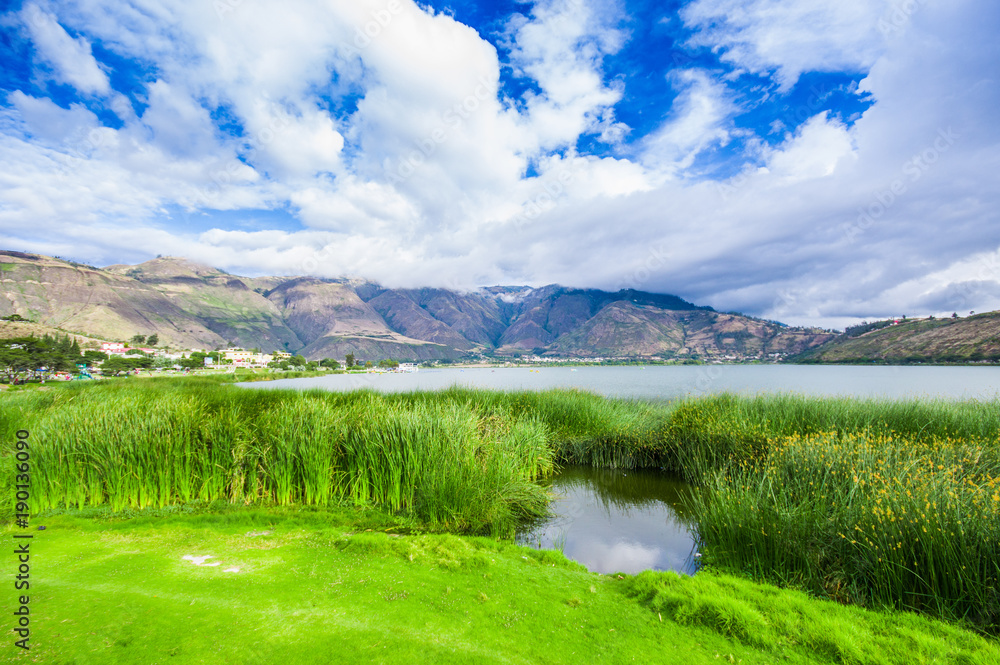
[515, 466, 700, 575]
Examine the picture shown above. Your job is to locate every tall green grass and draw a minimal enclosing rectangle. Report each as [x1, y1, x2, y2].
[0, 382, 556, 535]
[2, 381, 999, 631]
[668, 394, 1000, 633]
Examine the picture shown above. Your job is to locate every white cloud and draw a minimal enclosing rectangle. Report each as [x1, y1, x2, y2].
[8, 91, 101, 144]
[764, 112, 855, 182]
[681, 0, 892, 90]
[1, 0, 999, 328]
[505, 0, 628, 151]
[641, 69, 737, 173]
[20, 2, 110, 95]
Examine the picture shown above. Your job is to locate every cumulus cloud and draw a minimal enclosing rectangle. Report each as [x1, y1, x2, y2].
[681, 0, 892, 90]
[0, 0, 998, 328]
[505, 0, 628, 151]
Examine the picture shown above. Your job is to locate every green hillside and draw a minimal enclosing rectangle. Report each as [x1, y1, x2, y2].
[794, 312, 1000, 363]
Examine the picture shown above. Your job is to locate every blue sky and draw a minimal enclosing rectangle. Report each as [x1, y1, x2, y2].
[1, 0, 999, 328]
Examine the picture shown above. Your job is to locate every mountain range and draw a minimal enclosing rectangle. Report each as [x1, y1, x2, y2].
[0, 250, 837, 361]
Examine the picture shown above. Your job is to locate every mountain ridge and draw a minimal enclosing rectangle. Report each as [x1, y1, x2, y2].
[0, 250, 835, 361]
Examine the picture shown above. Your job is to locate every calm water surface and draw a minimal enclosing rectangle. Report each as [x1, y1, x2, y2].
[239, 364, 1000, 400]
[515, 466, 699, 575]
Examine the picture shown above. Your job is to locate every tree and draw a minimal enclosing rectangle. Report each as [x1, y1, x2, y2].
[319, 358, 340, 370]
[130, 334, 147, 345]
[0, 337, 48, 382]
[306, 360, 319, 371]
[38, 333, 80, 372]
[952, 312, 959, 318]
[1, 314, 28, 322]
[178, 352, 209, 369]
[146, 333, 159, 347]
[377, 359, 399, 369]
[101, 356, 153, 374]
[0, 333, 85, 380]
[345, 353, 356, 368]
[82, 350, 108, 365]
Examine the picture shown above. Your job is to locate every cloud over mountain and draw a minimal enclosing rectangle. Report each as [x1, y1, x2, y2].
[1, 0, 998, 330]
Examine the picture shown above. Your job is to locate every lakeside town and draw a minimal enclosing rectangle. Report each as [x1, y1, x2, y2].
[0, 338, 425, 383]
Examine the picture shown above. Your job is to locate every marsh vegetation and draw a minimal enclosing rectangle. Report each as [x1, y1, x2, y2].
[2, 380, 998, 634]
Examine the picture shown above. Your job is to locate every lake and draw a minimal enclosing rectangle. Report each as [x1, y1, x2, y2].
[515, 466, 699, 575]
[238, 364, 1000, 400]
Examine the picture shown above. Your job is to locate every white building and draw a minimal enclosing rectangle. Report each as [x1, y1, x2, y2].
[222, 348, 273, 367]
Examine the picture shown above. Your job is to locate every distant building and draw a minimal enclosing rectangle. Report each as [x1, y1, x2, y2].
[222, 348, 273, 367]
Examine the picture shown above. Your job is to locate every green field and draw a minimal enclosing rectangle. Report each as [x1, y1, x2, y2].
[2, 380, 998, 661]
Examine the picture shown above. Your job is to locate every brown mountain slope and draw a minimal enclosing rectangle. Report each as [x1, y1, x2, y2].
[547, 304, 832, 359]
[365, 290, 476, 351]
[1, 249, 838, 362]
[795, 313, 1000, 363]
[0, 251, 228, 349]
[0, 320, 110, 348]
[266, 278, 452, 360]
[107, 257, 303, 352]
[402, 288, 509, 347]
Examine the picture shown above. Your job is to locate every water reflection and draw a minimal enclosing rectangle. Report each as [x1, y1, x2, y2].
[516, 466, 700, 575]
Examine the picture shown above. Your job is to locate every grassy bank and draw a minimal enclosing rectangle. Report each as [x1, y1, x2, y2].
[7, 505, 999, 664]
[2, 380, 999, 634]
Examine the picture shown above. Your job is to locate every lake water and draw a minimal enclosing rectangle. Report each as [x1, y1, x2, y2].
[515, 466, 699, 575]
[239, 364, 1000, 400]
[238, 364, 999, 574]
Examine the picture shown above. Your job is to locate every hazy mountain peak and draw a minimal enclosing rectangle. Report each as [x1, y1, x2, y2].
[0, 250, 838, 361]
[104, 256, 231, 281]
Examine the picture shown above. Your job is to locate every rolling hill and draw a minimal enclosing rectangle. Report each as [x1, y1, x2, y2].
[793, 313, 1000, 363]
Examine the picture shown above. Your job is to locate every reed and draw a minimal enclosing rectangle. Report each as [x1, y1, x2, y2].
[3, 379, 998, 630]
[0, 381, 557, 535]
[688, 431, 1000, 630]
[670, 394, 1000, 632]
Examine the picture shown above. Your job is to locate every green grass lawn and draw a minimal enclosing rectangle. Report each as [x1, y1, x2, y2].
[7, 504, 998, 664]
